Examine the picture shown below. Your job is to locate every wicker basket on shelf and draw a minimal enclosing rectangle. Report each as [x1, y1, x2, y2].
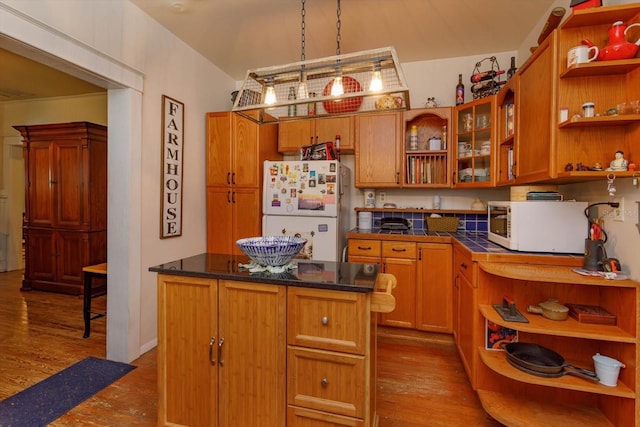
[426, 217, 460, 232]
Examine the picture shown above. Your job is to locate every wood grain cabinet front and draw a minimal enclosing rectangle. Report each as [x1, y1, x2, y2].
[157, 275, 287, 427]
[16, 122, 107, 294]
[278, 116, 354, 154]
[286, 286, 377, 426]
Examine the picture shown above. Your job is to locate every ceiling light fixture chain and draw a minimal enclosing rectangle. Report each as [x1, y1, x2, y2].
[300, 0, 306, 61]
[335, 0, 341, 56]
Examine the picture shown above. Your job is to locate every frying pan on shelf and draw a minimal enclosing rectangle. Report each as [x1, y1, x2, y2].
[504, 342, 599, 382]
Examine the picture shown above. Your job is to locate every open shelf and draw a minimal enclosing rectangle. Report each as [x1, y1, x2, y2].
[480, 305, 635, 343]
[477, 389, 615, 427]
[559, 114, 640, 128]
[479, 348, 635, 398]
[560, 59, 640, 78]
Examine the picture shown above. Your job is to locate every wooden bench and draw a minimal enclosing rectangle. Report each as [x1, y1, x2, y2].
[82, 263, 107, 338]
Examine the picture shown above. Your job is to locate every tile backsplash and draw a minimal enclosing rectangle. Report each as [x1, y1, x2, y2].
[368, 211, 487, 232]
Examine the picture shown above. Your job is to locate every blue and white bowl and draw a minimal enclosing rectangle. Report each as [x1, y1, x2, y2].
[236, 236, 307, 267]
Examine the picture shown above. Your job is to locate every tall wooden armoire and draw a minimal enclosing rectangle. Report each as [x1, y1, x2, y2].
[15, 122, 107, 295]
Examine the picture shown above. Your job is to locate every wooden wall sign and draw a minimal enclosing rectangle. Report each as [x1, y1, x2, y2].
[160, 95, 184, 238]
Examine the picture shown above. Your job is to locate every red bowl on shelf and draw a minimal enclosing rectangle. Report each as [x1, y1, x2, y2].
[322, 76, 363, 114]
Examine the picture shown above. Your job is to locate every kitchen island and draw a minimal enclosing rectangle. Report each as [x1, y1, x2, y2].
[150, 253, 395, 427]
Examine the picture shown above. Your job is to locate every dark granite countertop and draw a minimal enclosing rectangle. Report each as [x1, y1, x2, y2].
[149, 253, 379, 293]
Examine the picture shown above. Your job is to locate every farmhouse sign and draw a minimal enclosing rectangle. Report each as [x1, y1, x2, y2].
[160, 95, 184, 238]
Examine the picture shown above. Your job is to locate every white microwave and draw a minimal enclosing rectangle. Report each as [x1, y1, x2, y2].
[487, 201, 588, 254]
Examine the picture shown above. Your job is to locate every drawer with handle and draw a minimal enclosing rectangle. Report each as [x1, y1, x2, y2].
[382, 241, 416, 259]
[348, 239, 381, 258]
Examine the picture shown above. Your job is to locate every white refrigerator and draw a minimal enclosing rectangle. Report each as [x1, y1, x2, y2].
[262, 160, 350, 262]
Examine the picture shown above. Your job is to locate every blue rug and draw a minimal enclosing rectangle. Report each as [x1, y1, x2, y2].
[0, 356, 136, 427]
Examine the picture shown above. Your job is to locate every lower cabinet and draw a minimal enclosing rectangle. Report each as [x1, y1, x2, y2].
[23, 228, 106, 295]
[287, 286, 377, 426]
[157, 274, 389, 427]
[453, 244, 477, 386]
[348, 238, 452, 332]
[416, 243, 453, 333]
[157, 275, 287, 427]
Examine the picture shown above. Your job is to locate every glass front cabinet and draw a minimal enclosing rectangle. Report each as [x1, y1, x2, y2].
[453, 96, 497, 187]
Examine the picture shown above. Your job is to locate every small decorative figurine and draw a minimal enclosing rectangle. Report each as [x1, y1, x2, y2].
[425, 97, 438, 108]
[565, 162, 574, 171]
[607, 150, 628, 171]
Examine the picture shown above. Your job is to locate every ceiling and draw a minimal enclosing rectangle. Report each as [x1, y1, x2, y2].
[1, 0, 558, 102]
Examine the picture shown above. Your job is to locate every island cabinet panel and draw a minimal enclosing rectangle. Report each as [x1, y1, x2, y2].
[287, 286, 377, 426]
[157, 275, 286, 427]
[16, 122, 107, 294]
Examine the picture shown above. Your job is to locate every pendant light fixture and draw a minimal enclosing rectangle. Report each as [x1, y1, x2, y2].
[233, 0, 410, 123]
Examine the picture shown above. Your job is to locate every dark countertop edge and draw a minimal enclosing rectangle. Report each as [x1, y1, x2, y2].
[149, 265, 375, 293]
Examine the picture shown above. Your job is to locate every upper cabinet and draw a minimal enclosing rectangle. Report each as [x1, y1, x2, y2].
[402, 108, 452, 188]
[453, 96, 497, 187]
[495, 78, 517, 185]
[355, 112, 402, 188]
[510, 4, 640, 185]
[553, 4, 640, 182]
[513, 30, 558, 184]
[278, 116, 355, 154]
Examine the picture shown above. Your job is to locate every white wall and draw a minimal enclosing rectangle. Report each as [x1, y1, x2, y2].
[0, 0, 235, 361]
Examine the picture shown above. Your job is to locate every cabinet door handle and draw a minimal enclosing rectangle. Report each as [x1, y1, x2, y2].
[231, 172, 236, 185]
[357, 246, 372, 251]
[460, 262, 468, 269]
[321, 378, 329, 387]
[321, 316, 329, 325]
[50, 180, 57, 184]
[418, 247, 423, 261]
[231, 191, 236, 204]
[218, 337, 224, 367]
[227, 190, 231, 203]
[395, 172, 400, 184]
[226, 172, 231, 185]
[209, 337, 216, 365]
[392, 248, 407, 252]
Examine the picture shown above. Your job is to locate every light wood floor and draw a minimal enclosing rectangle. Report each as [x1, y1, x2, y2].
[0, 269, 500, 426]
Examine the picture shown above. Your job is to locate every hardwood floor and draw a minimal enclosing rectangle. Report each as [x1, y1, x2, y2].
[0, 269, 500, 426]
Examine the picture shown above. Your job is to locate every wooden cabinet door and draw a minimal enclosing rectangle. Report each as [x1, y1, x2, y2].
[26, 142, 55, 228]
[53, 140, 84, 228]
[232, 188, 261, 254]
[278, 120, 314, 153]
[379, 257, 416, 328]
[206, 112, 232, 187]
[157, 275, 217, 427]
[25, 228, 56, 283]
[516, 32, 556, 183]
[207, 187, 234, 254]
[315, 116, 355, 151]
[416, 243, 453, 333]
[56, 231, 87, 285]
[355, 113, 401, 187]
[218, 280, 286, 427]
[457, 267, 476, 386]
[232, 114, 261, 188]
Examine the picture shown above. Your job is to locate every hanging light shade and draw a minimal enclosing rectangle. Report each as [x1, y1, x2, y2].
[232, 46, 410, 124]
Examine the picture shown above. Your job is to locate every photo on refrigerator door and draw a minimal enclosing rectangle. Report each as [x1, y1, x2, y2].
[298, 195, 324, 211]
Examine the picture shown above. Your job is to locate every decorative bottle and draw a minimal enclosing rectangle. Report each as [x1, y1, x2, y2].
[470, 70, 505, 83]
[455, 74, 464, 105]
[287, 87, 296, 117]
[410, 126, 418, 150]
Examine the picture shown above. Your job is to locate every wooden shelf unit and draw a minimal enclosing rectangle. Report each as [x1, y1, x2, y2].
[402, 108, 452, 187]
[474, 261, 638, 427]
